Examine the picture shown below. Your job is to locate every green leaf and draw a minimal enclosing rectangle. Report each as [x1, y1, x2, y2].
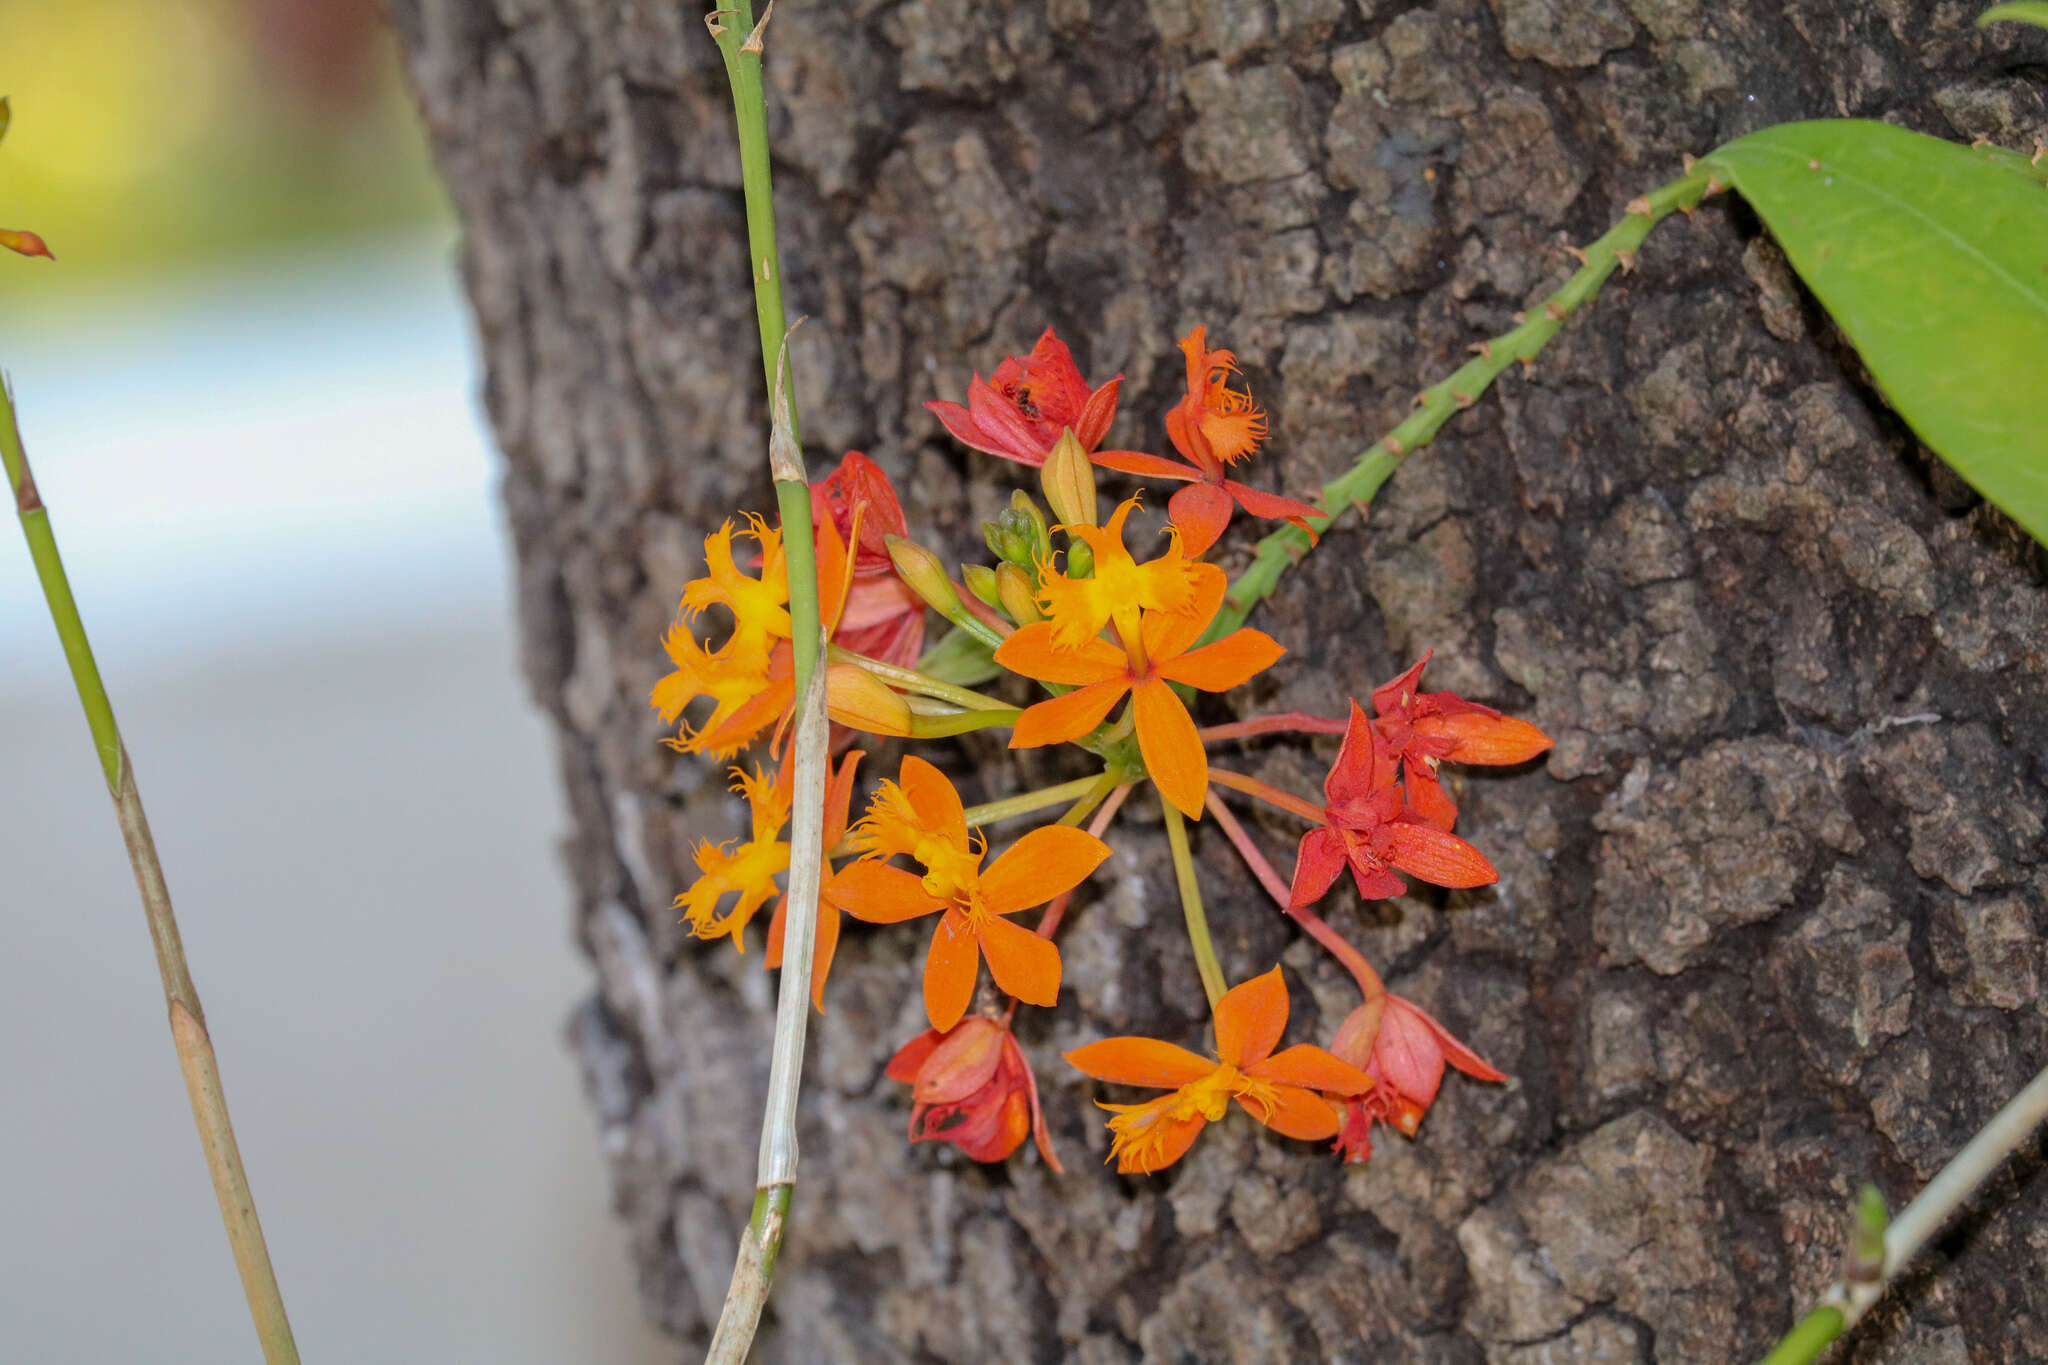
[914, 623, 1002, 687]
[1702, 121, 2048, 544]
[1978, 2, 2048, 31]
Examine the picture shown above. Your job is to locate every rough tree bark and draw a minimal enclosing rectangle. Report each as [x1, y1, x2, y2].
[390, 3, 2047, 1360]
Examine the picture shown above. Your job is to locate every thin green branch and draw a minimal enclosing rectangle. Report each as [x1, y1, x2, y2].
[1161, 803, 1225, 1008]
[2, 376, 299, 1363]
[1758, 1061, 2048, 1364]
[1207, 165, 1713, 642]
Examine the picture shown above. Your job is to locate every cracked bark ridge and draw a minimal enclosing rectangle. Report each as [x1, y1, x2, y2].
[390, 2, 2048, 1360]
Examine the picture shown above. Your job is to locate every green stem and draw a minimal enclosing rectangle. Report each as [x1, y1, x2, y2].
[2, 378, 299, 1363]
[713, 2, 798, 456]
[1206, 165, 1712, 642]
[1057, 769, 1123, 827]
[705, 1184, 793, 1365]
[1756, 1307, 1845, 1365]
[961, 773, 1108, 829]
[905, 707, 1021, 739]
[1755, 1061, 2048, 1364]
[1161, 803, 1226, 1008]
[829, 644, 1011, 710]
[704, 3, 825, 1357]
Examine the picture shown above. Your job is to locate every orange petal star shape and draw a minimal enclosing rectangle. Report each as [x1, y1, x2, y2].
[997, 533, 1284, 819]
[832, 756, 1111, 1031]
[1065, 967, 1372, 1174]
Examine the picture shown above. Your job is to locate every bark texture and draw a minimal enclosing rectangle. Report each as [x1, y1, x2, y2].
[390, 3, 2048, 1360]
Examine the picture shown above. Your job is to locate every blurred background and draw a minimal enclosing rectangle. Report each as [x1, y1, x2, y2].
[0, 1, 668, 1359]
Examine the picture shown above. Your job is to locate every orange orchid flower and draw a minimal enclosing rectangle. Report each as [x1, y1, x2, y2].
[1065, 967, 1372, 1174]
[831, 756, 1111, 1031]
[886, 1016, 1062, 1170]
[996, 562, 1284, 819]
[650, 510, 912, 756]
[673, 764, 793, 948]
[1326, 992, 1506, 1164]
[1369, 651, 1554, 830]
[1093, 327, 1320, 556]
[764, 749, 866, 1011]
[1035, 496, 1203, 651]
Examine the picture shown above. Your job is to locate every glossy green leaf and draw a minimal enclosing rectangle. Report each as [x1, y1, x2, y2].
[1978, 2, 2048, 30]
[1702, 121, 2048, 544]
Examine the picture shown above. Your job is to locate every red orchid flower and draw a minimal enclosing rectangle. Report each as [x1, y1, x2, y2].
[812, 452, 926, 667]
[886, 1016, 1063, 1169]
[925, 327, 1122, 467]
[1288, 701, 1498, 908]
[1370, 652, 1554, 830]
[1326, 993, 1506, 1164]
[1094, 327, 1321, 556]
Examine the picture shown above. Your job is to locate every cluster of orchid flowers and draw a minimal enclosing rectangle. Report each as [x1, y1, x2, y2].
[651, 327, 1552, 1174]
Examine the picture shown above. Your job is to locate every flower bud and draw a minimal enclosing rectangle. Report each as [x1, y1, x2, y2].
[1038, 427, 1098, 529]
[0, 228, 53, 260]
[961, 562, 1002, 608]
[826, 663, 913, 736]
[883, 535, 961, 615]
[995, 564, 1042, 625]
[983, 494, 1051, 570]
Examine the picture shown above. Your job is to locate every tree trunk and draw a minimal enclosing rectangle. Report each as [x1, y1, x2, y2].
[389, 2, 2048, 1360]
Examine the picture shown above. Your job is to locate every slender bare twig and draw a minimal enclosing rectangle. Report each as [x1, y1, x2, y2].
[1758, 1061, 2048, 1364]
[2, 376, 299, 1362]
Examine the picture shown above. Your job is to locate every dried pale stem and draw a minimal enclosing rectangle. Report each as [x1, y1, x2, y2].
[1161, 803, 1225, 1008]
[1, 377, 299, 1363]
[1758, 1061, 2048, 1365]
[1206, 165, 1714, 642]
[704, 1, 828, 1357]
